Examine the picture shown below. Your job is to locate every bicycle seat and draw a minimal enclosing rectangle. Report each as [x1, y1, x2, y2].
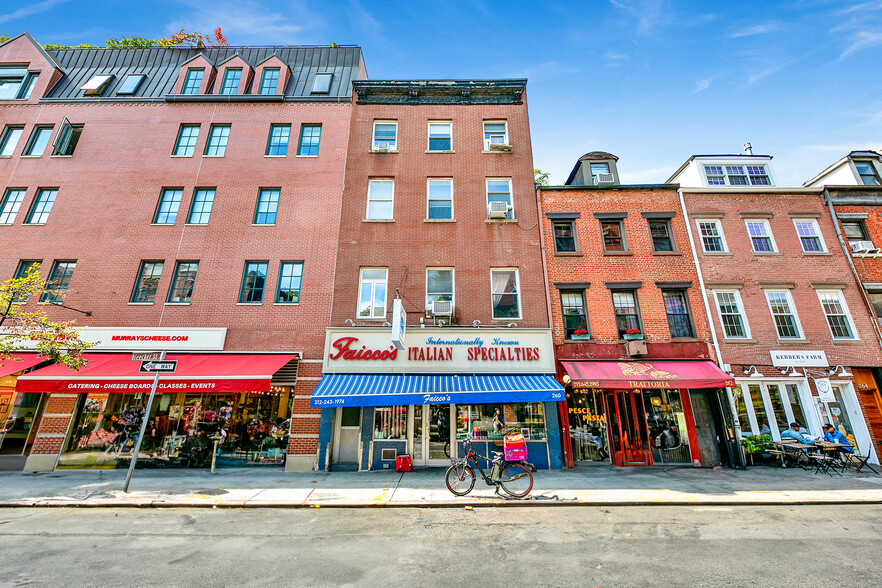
[491, 451, 503, 458]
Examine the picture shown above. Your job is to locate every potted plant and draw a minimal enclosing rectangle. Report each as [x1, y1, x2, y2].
[623, 328, 644, 341]
[570, 328, 591, 341]
[740, 434, 775, 466]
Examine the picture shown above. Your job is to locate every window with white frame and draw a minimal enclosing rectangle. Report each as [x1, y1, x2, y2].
[358, 268, 388, 319]
[367, 179, 394, 220]
[426, 268, 454, 311]
[765, 290, 802, 339]
[817, 290, 857, 339]
[703, 163, 772, 186]
[428, 122, 452, 151]
[714, 290, 749, 338]
[483, 121, 508, 150]
[696, 219, 727, 252]
[490, 269, 521, 319]
[745, 220, 776, 253]
[793, 219, 826, 252]
[372, 121, 397, 151]
[486, 178, 513, 219]
[427, 179, 452, 220]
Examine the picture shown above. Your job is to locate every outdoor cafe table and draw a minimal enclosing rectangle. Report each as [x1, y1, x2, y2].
[773, 442, 817, 468]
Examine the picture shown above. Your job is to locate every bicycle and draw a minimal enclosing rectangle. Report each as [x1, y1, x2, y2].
[445, 438, 536, 498]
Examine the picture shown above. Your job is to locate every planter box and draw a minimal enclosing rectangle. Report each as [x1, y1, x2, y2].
[569, 334, 591, 341]
[623, 334, 644, 341]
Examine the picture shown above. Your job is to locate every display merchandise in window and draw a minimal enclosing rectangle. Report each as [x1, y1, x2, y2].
[455, 403, 546, 441]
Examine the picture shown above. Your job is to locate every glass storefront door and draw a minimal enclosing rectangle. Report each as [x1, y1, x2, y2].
[643, 389, 691, 465]
[566, 388, 609, 462]
[605, 390, 651, 466]
[737, 381, 808, 441]
[818, 385, 868, 455]
[427, 404, 452, 463]
[0, 392, 45, 456]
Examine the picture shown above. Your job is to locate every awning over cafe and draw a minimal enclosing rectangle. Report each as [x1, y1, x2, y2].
[310, 373, 564, 407]
[560, 360, 735, 390]
[16, 353, 298, 393]
[0, 353, 46, 379]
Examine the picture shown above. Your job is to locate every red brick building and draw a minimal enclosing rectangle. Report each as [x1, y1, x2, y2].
[0, 33, 364, 471]
[673, 154, 881, 464]
[804, 151, 882, 459]
[540, 152, 737, 469]
[312, 80, 564, 471]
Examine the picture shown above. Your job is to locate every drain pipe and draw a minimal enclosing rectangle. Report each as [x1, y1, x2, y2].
[677, 188, 745, 469]
[824, 188, 882, 350]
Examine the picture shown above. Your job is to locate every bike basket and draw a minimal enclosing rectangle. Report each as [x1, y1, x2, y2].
[503, 433, 527, 461]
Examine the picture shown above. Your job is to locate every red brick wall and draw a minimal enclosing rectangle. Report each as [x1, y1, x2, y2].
[540, 186, 712, 359]
[683, 191, 882, 369]
[833, 204, 882, 284]
[329, 95, 547, 327]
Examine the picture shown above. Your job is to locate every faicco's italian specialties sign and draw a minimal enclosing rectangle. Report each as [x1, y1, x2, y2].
[323, 328, 555, 374]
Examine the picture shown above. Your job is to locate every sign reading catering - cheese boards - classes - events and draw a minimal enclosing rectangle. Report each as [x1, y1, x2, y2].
[323, 328, 555, 374]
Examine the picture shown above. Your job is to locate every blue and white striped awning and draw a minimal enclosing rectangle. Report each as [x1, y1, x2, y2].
[310, 373, 564, 407]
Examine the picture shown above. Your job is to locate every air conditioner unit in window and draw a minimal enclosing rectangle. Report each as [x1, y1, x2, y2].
[375, 141, 391, 151]
[850, 240, 881, 257]
[593, 173, 615, 184]
[488, 201, 512, 219]
[431, 300, 453, 317]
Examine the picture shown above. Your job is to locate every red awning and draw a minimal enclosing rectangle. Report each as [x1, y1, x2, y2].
[0, 353, 46, 379]
[16, 353, 297, 393]
[561, 360, 735, 390]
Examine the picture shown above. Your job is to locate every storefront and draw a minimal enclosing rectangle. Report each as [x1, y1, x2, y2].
[559, 360, 737, 468]
[0, 354, 50, 468]
[732, 350, 878, 464]
[312, 328, 565, 470]
[15, 327, 301, 471]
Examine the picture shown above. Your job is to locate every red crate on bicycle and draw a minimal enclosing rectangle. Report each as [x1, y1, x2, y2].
[503, 433, 527, 461]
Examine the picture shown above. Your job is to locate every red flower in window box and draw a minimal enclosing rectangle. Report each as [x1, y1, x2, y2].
[625, 328, 641, 335]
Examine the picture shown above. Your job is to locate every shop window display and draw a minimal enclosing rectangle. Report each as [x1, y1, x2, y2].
[455, 403, 546, 441]
[374, 406, 407, 439]
[566, 388, 609, 462]
[643, 389, 690, 464]
[60, 387, 293, 469]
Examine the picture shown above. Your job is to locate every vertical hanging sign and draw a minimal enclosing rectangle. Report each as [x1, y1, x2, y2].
[391, 299, 406, 351]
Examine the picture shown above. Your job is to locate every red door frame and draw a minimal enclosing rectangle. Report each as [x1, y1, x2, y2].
[680, 391, 702, 467]
[604, 389, 653, 466]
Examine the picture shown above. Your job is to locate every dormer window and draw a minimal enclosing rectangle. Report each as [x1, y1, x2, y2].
[220, 68, 242, 94]
[590, 163, 613, 184]
[259, 68, 280, 94]
[703, 163, 772, 186]
[81, 74, 113, 95]
[182, 68, 204, 95]
[855, 161, 881, 186]
[0, 67, 39, 100]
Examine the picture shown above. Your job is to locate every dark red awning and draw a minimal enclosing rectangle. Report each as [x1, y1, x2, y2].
[0, 353, 46, 379]
[561, 360, 734, 390]
[16, 353, 297, 393]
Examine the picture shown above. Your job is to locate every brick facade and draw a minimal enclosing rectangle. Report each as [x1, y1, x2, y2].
[0, 36, 360, 469]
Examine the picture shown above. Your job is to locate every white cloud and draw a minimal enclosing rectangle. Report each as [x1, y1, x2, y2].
[0, 0, 69, 25]
[728, 22, 781, 38]
[167, 0, 309, 44]
[608, 0, 667, 37]
[840, 30, 882, 58]
[694, 78, 711, 93]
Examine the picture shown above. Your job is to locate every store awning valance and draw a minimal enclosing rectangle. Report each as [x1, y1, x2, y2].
[560, 360, 734, 390]
[310, 373, 564, 407]
[16, 353, 298, 393]
[0, 353, 46, 379]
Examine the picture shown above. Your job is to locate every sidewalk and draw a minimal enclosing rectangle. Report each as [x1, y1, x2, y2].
[2, 464, 882, 507]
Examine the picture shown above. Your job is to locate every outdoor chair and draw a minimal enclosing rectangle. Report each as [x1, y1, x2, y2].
[842, 452, 879, 475]
[810, 453, 842, 477]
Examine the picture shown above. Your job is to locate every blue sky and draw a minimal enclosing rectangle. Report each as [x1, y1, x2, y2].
[3, 0, 881, 185]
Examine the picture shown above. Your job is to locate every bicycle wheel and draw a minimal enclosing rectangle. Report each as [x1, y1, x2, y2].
[445, 463, 476, 496]
[499, 463, 533, 498]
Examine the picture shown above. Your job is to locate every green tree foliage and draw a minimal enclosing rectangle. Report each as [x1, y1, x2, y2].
[0, 263, 93, 369]
[0, 32, 10, 44]
[534, 168, 551, 186]
[42, 28, 229, 51]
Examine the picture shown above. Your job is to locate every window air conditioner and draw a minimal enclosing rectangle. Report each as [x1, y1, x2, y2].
[432, 300, 453, 317]
[593, 173, 615, 185]
[487, 135, 512, 151]
[375, 141, 391, 151]
[488, 200, 512, 219]
[850, 240, 875, 253]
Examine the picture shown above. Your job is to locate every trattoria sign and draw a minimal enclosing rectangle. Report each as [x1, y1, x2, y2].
[323, 328, 555, 374]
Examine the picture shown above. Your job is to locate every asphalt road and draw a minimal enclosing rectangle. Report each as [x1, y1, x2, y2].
[0, 505, 879, 587]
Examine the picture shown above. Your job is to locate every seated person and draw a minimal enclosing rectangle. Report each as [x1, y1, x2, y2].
[780, 422, 815, 445]
[823, 424, 854, 453]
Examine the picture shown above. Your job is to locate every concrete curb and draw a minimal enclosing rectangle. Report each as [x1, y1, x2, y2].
[3, 497, 882, 508]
